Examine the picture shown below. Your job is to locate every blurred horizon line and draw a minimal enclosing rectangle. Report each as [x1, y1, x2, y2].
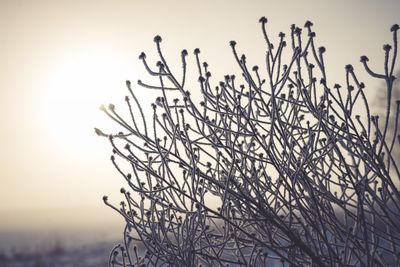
[0, 205, 124, 232]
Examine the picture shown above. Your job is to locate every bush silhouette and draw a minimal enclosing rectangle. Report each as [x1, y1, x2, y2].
[97, 18, 400, 266]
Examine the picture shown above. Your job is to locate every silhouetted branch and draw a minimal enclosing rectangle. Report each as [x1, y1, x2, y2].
[98, 19, 400, 267]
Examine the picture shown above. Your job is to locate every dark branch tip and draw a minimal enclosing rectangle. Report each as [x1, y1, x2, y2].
[360, 55, 369, 63]
[259, 16, 268, 24]
[383, 44, 392, 51]
[138, 52, 146, 60]
[391, 24, 399, 32]
[153, 35, 162, 43]
[345, 64, 354, 72]
[304, 20, 314, 28]
[94, 127, 106, 137]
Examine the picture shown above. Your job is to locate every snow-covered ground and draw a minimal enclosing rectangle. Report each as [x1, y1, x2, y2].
[0, 228, 122, 267]
[0, 242, 114, 267]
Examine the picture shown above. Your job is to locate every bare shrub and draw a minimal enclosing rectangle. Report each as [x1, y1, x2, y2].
[97, 18, 400, 266]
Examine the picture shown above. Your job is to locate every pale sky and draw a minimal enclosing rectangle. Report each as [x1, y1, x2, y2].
[0, 0, 399, 232]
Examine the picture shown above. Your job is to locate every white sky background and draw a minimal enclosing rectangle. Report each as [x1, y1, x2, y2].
[0, 0, 399, 232]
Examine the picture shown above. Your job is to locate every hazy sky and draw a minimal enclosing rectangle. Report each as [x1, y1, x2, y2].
[0, 0, 399, 231]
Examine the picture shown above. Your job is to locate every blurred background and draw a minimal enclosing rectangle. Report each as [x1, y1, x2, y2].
[0, 0, 399, 265]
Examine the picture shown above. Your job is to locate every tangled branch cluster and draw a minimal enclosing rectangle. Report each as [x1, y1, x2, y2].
[97, 18, 400, 266]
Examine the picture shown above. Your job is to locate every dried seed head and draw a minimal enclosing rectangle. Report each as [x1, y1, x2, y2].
[383, 44, 392, 51]
[138, 52, 146, 60]
[345, 64, 353, 72]
[360, 55, 369, 63]
[304, 20, 313, 28]
[391, 24, 399, 32]
[259, 16, 268, 24]
[153, 35, 162, 43]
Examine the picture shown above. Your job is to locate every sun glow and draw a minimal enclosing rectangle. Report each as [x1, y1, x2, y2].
[40, 50, 134, 158]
